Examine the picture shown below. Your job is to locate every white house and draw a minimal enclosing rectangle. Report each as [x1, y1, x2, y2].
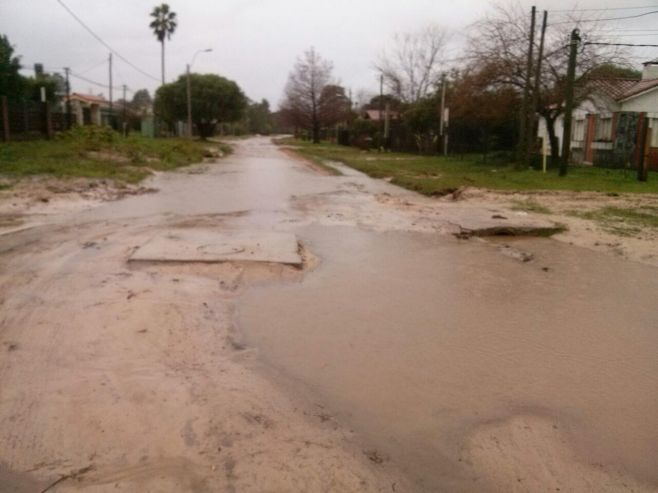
[538, 59, 658, 169]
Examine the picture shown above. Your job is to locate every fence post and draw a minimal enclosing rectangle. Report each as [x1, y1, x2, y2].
[637, 113, 649, 182]
[42, 102, 54, 140]
[1, 96, 9, 142]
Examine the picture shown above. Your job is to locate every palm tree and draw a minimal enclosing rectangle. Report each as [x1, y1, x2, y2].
[149, 3, 177, 85]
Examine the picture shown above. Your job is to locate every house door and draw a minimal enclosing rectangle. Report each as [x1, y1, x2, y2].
[83, 107, 91, 125]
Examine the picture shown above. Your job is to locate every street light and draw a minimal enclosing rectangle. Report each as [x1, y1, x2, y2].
[187, 48, 213, 138]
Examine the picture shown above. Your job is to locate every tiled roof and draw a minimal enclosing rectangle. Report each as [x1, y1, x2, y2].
[589, 78, 658, 101]
[71, 93, 108, 104]
[620, 78, 658, 100]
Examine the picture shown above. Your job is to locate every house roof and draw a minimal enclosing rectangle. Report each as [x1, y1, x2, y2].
[589, 78, 658, 102]
[363, 109, 400, 121]
[620, 78, 658, 100]
[70, 93, 108, 104]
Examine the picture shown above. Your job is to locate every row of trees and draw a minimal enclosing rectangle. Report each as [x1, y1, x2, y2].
[278, 4, 635, 164]
[0, 34, 67, 104]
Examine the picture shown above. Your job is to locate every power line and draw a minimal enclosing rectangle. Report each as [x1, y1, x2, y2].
[549, 5, 658, 13]
[598, 33, 658, 37]
[54, 0, 160, 83]
[599, 28, 658, 32]
[69, 71, 130, 92]
[550, 9, 658, 25]
[584, 41, 658, 47]
[77, 58, 109, 75]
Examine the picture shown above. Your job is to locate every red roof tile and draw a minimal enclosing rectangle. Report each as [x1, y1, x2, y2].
[588, 78, 658, 102]
[71, 93, 108, 104]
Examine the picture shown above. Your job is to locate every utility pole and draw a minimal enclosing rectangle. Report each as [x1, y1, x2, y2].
[379, 74, 384, 149]
[517, 6, 536, 165]
[64, 67, 72, 129]
[637, 114, 650, 182]
[108, 53, 113, 127]
[187, 64, 192, 138]
[186, 48, 212, 139]
[528, 10, 547, 166]
[439, 73, 447, 156]
[384, 101, 390, 149]
[122, 84, 127, 136]
[560, 28, 580, 177]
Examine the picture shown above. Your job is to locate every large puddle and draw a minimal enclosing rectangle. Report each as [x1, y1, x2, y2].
[238, 225, 658, 491]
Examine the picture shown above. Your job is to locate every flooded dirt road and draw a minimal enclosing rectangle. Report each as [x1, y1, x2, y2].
[240, 227, 658, 491]
[1, 137, 657, 492]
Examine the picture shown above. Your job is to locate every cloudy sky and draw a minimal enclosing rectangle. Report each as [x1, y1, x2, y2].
[2, 0, 657, 107]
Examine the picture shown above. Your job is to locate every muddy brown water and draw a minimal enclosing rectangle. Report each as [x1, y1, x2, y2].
[239, 225, 658, 491]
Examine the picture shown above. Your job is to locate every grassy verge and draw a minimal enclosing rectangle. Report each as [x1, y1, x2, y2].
[275, 138, 658, 195]
[510, 199, 552, 214]
[0, 126, 231, 184]
[568, 206, 658, 236]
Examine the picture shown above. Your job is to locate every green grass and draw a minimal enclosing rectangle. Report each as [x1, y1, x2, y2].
[277, 138, 658, 195]
[0, 126, 229, 184]
[510, 199, 552, 214]
[570, 206, 658, 236]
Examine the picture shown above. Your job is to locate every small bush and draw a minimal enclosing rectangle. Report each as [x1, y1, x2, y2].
[56, 125, 118, 151]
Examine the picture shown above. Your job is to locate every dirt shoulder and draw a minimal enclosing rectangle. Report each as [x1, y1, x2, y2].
[451, 188, 658, 266]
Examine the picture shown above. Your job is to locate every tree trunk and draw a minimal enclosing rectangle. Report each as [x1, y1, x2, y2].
[545, 115, 560, 166]
[161, 40, 165, 85]
[311, 109, 320, 144]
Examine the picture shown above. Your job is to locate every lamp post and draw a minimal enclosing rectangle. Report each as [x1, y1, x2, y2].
[187, 48, 213, 138]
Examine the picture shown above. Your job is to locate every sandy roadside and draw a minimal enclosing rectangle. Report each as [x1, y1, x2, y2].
[450, 188, 658, 266]
[0, 214, 413, 492]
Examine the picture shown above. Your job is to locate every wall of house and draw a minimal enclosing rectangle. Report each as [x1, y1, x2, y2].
[642, 64, 658, 80]
[620, 90, 658, 112]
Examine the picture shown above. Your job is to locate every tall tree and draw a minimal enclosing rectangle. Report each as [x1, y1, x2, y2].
[0, 34, 27, 100]
[317, 84, 352, 128]
[280, 48, 334, 143]
[375, 25, 450, 104]
[131, 89, 153, 115]
[466, 4, 627, 165]
[154, 73, 246, 139]
[245, 99, 272, 135]
[149, 4, 177, 85]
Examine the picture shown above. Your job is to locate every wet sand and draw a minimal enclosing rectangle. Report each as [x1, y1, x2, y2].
[239, 226, 658, 492]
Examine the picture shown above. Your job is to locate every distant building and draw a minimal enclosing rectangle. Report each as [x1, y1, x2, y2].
[362, 109, 400, 121]
[538, 59, 658, 170]
[69, 93, 112, 126]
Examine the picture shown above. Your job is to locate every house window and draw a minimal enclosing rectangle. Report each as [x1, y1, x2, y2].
[595, 116, 612, 141]
[573, 119, 585, 141]
[652, 119, 658, 148]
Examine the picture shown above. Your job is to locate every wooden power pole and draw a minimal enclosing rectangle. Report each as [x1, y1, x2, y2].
[560, 29, 580, 177]
[517, 6, 536, 165]
[439, 73, 447, 156]
[64, 67, 72, 129]
[528, 10, 547, 166]
[108, 53, 113, 123]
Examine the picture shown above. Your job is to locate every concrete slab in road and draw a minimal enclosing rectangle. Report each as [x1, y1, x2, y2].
[129, 229, 302, 266]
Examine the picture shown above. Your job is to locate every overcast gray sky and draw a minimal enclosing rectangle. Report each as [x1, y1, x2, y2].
[2, 0, 657, 107]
